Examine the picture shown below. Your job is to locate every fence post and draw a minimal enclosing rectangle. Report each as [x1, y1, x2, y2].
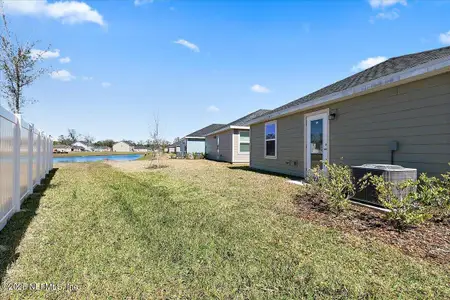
[36, 131, 41, 183]
[49, 138, 53, 172]
[42, 135, 46, 177]
[45, 138, 49, 174]
[27, 124, 34, 194]
[12, 114, 21, 212]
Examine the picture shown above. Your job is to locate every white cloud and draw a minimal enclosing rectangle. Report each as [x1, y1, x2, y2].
[352, 56, 388, 72]
[370, 9, 400, 23]
[101, 82, 112, 88]
[50, 70, 76, 81]
[82, 76, 94, 81]
[251, 84, 270, 93]
[174, 39, 200, 52]
[439, 31, 450, 45]
[30, 48, 60, 59]
[4, 0, 106, 27]
[59, 57, 71, 64]
[206, 105, 219, 112]
[368, 0, 407, 9]
[134, 0, 154, 6]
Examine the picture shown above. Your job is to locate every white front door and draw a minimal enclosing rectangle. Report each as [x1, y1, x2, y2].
[305, 111, 329, 172]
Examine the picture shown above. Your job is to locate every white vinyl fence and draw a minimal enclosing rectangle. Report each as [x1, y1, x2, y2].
[0, 105, 53, 232]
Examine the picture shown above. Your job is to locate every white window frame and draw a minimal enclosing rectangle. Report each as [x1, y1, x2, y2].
[264, 120, 277, 159]
[238, 130, 250, 154]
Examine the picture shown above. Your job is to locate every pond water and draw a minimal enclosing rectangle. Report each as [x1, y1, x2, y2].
[53, 154, 143, 163]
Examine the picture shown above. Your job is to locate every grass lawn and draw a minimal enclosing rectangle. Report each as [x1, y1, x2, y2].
[53, 151, 137, 157]
[0, 160, 448, 298]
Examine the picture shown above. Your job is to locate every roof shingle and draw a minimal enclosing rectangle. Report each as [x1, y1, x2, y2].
[185, 124, 226, 138]
[206, 109, 271, 135]
[225, 109, 271, 127]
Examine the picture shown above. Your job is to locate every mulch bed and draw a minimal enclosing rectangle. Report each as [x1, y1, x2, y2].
[294, 192, 450, 266]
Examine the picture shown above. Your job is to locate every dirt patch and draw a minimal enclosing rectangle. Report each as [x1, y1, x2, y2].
[295, 192, 450, 265]
[107, 158, 223, 173]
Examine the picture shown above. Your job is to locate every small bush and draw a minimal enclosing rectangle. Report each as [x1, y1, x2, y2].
[360, 175, 431, 229]
[194, 152, 204, 159]
[417, 171, 450, 221]
[306, 161, 356, 212]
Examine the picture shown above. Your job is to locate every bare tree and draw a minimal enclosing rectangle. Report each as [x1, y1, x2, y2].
[149, 113, 164, 168]
[0, 6, 48, 113]
[67, 129, 80, 144]
[84, 134, 95, 146]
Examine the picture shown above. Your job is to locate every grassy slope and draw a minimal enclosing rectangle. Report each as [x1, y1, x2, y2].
[0, 162, 448, 299]
[52, 151, 137, 157]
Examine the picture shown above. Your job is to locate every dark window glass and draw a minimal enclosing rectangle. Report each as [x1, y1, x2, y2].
[266, 140, 275, 156]
[310, 119, 323, 169]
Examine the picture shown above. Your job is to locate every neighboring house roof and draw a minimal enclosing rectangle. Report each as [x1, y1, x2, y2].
[169, 141, 182, 147]
[249, 45, 450, 125]
[134, 145, 149, 149]
[207, 109, 271, 136]
[72, 141, 92, 150]
[184, 124, 226, 138]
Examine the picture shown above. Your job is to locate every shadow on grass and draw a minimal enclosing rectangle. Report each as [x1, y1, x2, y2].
[0, 168, 58, 284]
[228, 165, 304, 181]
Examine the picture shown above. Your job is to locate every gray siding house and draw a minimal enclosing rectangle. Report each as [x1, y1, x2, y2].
[180, 124, 225, 155]
[248, 46, 450, 177]
[205, 109, 270, 163]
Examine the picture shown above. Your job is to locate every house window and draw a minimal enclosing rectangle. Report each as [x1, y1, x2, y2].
[238, 131, 250, 153]
[265, 121, 277, 158]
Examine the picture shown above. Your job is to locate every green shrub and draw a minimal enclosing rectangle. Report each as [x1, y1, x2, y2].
[360, 175, 431, 229]
[194, 152, 205, 159]
[306, 161, 356, 212]
[417, 170, 450, 221]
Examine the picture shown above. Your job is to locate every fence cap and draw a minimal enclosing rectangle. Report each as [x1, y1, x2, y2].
[0, 104, 15, 122]
[352, 164, 417, 171]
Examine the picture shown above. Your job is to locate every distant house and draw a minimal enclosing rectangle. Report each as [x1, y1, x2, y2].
[72, 141, 92, 152]
[168, 144, 176, 153]
[113, 141, 134, 152]
[93, 146, 111, 152]
[205, 109, 270, 163]
[134, 146, 149, 153]
[168, 142, 182, 153]
[180, 124, 226, 155]
[71, 145, 85, 152]
[53, 144, 71, 153]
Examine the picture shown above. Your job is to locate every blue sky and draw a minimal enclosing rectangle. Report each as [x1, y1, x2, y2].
[3, 0, 450, 143]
